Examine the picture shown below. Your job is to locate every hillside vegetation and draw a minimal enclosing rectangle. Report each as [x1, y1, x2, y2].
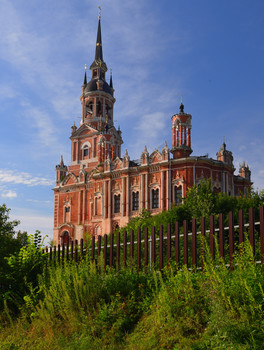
[1, 180, 264, 349]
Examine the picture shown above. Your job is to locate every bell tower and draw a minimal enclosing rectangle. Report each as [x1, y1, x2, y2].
[171, 97, 192, 159]
[70, 7, 123, 168]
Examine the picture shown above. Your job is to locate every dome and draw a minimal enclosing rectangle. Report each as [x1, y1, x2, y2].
[85, 78, 113, 96]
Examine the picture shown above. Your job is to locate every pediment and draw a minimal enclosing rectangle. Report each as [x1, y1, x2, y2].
[150, 150, 162, 164]
[62, 172, 78, 186]
[71, 123, 98, 138]
[113, 157, 123, 170]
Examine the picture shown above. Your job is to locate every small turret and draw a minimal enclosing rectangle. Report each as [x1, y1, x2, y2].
[216, 140, 233, 167]
[239, 161, 251, 181]
[55, 156, 68, 186]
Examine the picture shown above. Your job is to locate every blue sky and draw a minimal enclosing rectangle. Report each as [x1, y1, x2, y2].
[0, 0, 264, 241]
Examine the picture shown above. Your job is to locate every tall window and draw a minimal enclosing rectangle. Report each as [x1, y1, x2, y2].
[83, 145, 89, 158]
[152, 189, 159, 209]
[132, 191, 139, 211]
[114, 194, 120, 213]
[174, 186, 182, 204]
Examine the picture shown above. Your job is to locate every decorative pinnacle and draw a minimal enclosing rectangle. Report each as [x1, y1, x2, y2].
[110, 67, 112, 75]
[98, 5, 101, 19]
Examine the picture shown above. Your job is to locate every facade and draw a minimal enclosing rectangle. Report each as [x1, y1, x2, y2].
[53, 15, 251, 245]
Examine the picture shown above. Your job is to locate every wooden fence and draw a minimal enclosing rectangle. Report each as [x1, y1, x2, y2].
[44, 206, 264, 271]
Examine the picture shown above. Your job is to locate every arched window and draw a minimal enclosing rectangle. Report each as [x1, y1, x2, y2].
[152, 188, 159, 209]
[132, 191, 139, 211]
[174, 186, 182, 205]
[114, 194, 121, 213]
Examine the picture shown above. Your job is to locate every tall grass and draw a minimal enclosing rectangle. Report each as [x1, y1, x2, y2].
[1, 240, 264, 349]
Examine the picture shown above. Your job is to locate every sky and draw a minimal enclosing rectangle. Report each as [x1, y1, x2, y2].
[0, 0, 264, 242]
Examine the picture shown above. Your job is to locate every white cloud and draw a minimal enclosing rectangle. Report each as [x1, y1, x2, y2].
[0, 169, 53, 186]
[1, 190, 17, 199]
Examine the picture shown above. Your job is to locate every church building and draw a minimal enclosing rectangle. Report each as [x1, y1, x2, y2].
[53, 12, 251, 245]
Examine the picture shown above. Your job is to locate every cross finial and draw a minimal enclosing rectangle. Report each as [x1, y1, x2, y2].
[98, 6, 101, 19]
[181, 93, 183, 104]
[84, 64, 87, 72]
[110, 67, 112, 75]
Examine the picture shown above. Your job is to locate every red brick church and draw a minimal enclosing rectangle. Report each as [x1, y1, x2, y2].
[53, 13, 251, 245]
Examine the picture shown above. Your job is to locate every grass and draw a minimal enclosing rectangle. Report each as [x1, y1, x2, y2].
[1, 240, 264, 349]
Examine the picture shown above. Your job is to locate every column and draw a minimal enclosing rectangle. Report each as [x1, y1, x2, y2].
[82, 189, 86, 223]
[108, 180, 111, 217]
[145, 173, 148, 210]
[184, 126, 187, 145]
[161, 171, 164, 211]
[122, 177, 125, 216]
[103, 180, 107, 218]
[179, 125, 182, 146]
[78, 191, 81, 224]
[166, 170, 170, 210]
[140, 174, 144, 210]
[126, 176, 130, 217]
[172, 128, 175, 147]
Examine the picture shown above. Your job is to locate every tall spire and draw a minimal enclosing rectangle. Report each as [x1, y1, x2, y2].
[83, 64, 87, 85]
[95, 6, 103, 62]
[110, 68, 113, 88]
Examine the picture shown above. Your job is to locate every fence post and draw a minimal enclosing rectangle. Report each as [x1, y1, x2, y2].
[260, 206, 264, 264]
[249, 207, 255, 255]
[54, 246, 56, 266]
[104, 234, 107, 270]
[62, 244, 65, 267]
[144, 227, 148, 272]
[116, 231, 120, 269]
[98, 235, 101, 257]
[210, 215, 215, 260]
[49, 246, 52, 263]
[92, 236, 95, 262]
[183, 220, 188, 267]
[137, 228, 141, 272]
[110, 233, 114, 268]
[71, 241, 74, 260]
[175, 221, 180, 266]
[66, 242, 69, 261]
[167, 223, 171, 268]
[192, 218, 197, 268]
[58, 244, 61, 264]
[219, 214, 224, 260]
[123, 231, 127, 267]
[159, 225, 163, 271]
[229, 211, 234, 270]
[130, 229, 134, 267]
[201, 217, 206, 271]
[75, 240, 78, 263]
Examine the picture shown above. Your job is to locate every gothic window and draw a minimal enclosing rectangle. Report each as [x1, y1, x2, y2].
[114, 194, 121, 213]
[132, 191, 139, 211]
[83, 145, 90, 158]
[174, 186, 182, 205]
[65, 206, 70, 222]
[65, 207, 70, 213]
[152, 188, 159, 209]
[93, 69, 97, 78]
[97, 101, 102, 115]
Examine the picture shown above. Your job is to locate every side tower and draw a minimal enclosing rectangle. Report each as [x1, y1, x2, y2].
[171, 98, 192, 158]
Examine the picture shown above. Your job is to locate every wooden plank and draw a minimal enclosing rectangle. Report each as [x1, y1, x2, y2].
[137, 228, 141, 271]
[260, 206, 264, 264]
[192, 218, 197, 267]
[159, 225, 163, 270]
[167, 223, 171, 267]
[229, 211, 234, 270]
[219, 214, 224, 259]
[210, 215, 215, 259]
[183, 220, 188, 267]
[110, 233, 114, 268]
[144, 227, 148, 272]
[249, 207, 255, 255]
[97, 235, 101, 257]
[123, 231, 127, 267]
[58, 244, 61, 264]
[75, 240, 78, 263]
[175, 221, 180, 265]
